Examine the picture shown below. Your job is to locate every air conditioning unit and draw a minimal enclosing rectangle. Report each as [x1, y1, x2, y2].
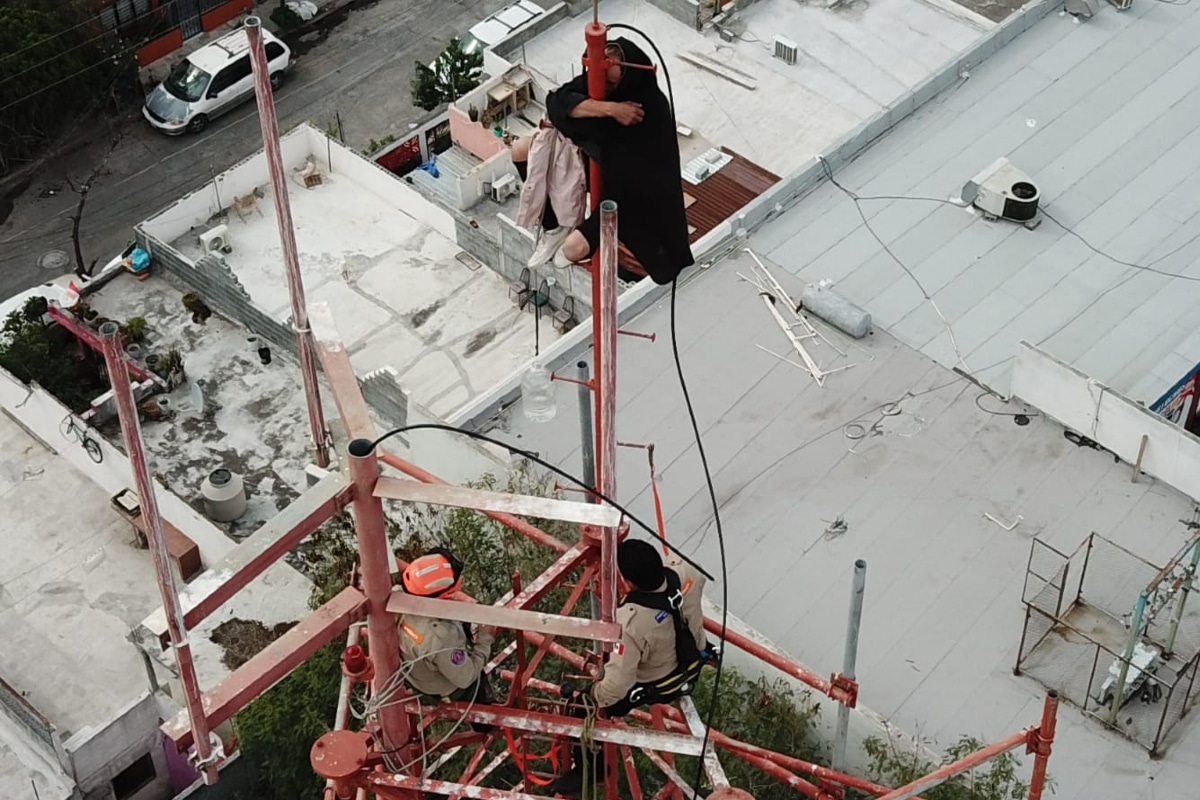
[199, 224, 232, 256]
[773, 36, 798, 66]
[491, 173, 517, 203]
[962, 157, 1040, 224]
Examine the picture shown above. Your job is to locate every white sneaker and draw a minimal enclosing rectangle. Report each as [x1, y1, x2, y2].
[552, 246, 579, 269]
[528, 227, 570, 267]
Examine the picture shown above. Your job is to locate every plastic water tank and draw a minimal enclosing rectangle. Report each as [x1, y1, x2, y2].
[201, 468, 247, 522]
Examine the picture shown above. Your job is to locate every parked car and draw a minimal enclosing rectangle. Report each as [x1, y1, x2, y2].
[143, 26, 292, 136]
[433, 0, 546, 74]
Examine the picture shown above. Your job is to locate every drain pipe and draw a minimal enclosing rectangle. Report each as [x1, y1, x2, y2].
[98, 322, 218, 784]
[245, 15, 330, 468]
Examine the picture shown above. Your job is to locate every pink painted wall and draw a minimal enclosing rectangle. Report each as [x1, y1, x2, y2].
[449, 106, 507, 162]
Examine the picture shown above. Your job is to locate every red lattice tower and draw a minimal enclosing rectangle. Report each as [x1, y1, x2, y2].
[95, 13, 1061, 800]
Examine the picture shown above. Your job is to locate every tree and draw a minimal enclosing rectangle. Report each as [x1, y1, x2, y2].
[0, 299, 96, 411]
[65, 127, 123, 277]
[0, 0, 133, 175]
[410, 37, 484, 112]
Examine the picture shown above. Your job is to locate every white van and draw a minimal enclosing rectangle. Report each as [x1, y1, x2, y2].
[433, 0, 546, 75]
[143, 27, 292, 136]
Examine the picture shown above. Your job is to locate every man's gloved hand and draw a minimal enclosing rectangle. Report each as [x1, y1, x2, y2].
[559, 680, 583, 700]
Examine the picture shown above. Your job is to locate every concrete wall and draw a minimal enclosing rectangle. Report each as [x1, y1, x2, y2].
[0, 675, 71, 774]
[0, 368, 235, 566]
[1012, 341, 1200, 501]
[67, 693, 171, 800]
[450, 105, 508, 161]
[495, 213, 592, 318]
[490, 2, 572, 61]
[645, 0, 702, 30]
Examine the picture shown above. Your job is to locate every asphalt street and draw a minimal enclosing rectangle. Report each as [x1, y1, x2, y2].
[0, 0, 514, 302]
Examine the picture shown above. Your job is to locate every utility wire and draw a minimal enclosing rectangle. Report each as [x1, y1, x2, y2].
[366, 424, 715, 582]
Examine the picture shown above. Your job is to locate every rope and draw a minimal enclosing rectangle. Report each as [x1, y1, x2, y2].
[647, 447, 669, 555]
[579, 693, 599, 800]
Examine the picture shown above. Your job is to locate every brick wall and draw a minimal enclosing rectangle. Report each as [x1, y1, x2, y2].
[645, 0, 701, 30]
[0, 674, 70, 775]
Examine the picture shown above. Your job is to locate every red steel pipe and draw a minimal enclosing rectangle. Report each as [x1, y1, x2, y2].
[709, 619, 834, 696]
[726, 747, 823, 800]
[348, 441, 409, 753]
[1026, 691, 1059, 800]
[245, 16, 329, 467]
[874, 731, 1031, 800]
[379, 451, 570, 554]
[98, 323, 217, 783]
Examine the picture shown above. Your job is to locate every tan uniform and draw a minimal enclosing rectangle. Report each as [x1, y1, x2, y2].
[398, 614, 495, 697]
[593, 552, 707, 708]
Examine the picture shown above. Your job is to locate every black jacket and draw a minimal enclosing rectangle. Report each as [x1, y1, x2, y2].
[545, 38, 694, 285]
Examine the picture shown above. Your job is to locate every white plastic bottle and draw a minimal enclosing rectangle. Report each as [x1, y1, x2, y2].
[522, 359, 557, 423]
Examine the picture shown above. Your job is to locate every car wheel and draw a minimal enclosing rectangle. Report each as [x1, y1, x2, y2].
[270, 72, 284, 90]
[187, 114, 209, 134]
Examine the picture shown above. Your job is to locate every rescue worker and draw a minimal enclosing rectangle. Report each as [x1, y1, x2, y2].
[552, 538, 714, 795]
[396, 548, 499, 727]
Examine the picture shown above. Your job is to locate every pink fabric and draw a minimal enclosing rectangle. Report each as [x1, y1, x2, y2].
[515, 127, 586, 230]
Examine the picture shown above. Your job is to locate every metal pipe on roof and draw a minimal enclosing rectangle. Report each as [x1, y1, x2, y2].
[97, 322, 218, 784]
[244, 16, 330, 468]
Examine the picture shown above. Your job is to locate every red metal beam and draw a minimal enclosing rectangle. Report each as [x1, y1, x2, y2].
[1026, 691, 1059, 800]
[367, 771, 549, 800]
[407, 702, 705, 755]
[710, 618, 835, 696]
[378, 450, 572, 554]
[245, 16, 329, 467]
[99, 323, 216, 781]
[156, 473, 347, 637]
[374, 476, 624, 528]
[386, 592, 620, 643]
[163, 586, 366, 749]
[873, 731, 1031, 800]
[49, 306, 156, 384]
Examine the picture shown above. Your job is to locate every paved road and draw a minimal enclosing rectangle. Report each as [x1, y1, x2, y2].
[0, 0, 514, 302]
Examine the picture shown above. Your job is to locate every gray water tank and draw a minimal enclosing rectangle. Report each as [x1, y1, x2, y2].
[201, 468, 247, 522]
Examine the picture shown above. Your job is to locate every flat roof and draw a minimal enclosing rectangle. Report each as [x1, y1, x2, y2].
[149, 126, 555, 420]
[490, 250, 1200, 800]
[0, 402, 312, 735]
[0, 712, 73, 800]
[518, 0, 989, 177]
[751, 0, 1200, 401]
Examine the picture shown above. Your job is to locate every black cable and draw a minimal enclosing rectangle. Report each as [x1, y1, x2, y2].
[669, 279, 728, 799]
[603, 23, 724, 796]
[364, 424, 715, 582]
[605, 23, 676, 126]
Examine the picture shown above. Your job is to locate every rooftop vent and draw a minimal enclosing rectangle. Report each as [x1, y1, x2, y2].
[773, 36, 798, 66]
[962, 157, 1040, 226]
[201, 468, 247, 522]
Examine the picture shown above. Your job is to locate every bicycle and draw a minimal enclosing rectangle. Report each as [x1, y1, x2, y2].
[60, 414, 103, 464]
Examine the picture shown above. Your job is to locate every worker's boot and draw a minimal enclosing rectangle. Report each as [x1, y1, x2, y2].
[549, 747, 604, 798]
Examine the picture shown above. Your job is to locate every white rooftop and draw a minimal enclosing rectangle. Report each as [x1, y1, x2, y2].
[0, 406, 311, 735]
[0, 713, 73, 800]
[141, 124, 558, 420]
[518, 0, 990, 176]
[752, 0, 1200, 402]
[491, 252, 1200, 800]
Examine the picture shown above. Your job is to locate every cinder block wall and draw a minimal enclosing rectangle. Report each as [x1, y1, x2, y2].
[134, 229, 298, 360]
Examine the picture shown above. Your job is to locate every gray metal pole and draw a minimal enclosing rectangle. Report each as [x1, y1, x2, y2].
[577, 360, 600, 649]
[832, 559, 867, 773]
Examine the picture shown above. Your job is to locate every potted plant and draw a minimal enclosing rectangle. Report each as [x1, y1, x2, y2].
[120, 316, 149, 342]
[182, 292, 213, 324]
[468, 104, 480, 123]
[158, 347, 186, 389]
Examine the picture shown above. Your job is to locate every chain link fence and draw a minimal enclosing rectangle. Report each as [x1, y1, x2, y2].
[1015, 533, 1200, 755]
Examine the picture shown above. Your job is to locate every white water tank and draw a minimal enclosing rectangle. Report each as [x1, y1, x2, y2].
[201, 468, 247, 522]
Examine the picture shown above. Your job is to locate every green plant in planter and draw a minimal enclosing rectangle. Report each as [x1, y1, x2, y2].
[158, 347, 185, 382]
[120, 316, 149, 342]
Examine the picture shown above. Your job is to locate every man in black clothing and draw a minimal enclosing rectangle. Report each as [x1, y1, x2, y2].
[511, 38, 694, 286]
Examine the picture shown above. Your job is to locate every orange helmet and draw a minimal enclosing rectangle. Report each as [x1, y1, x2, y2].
[401, 550, 462, 597]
